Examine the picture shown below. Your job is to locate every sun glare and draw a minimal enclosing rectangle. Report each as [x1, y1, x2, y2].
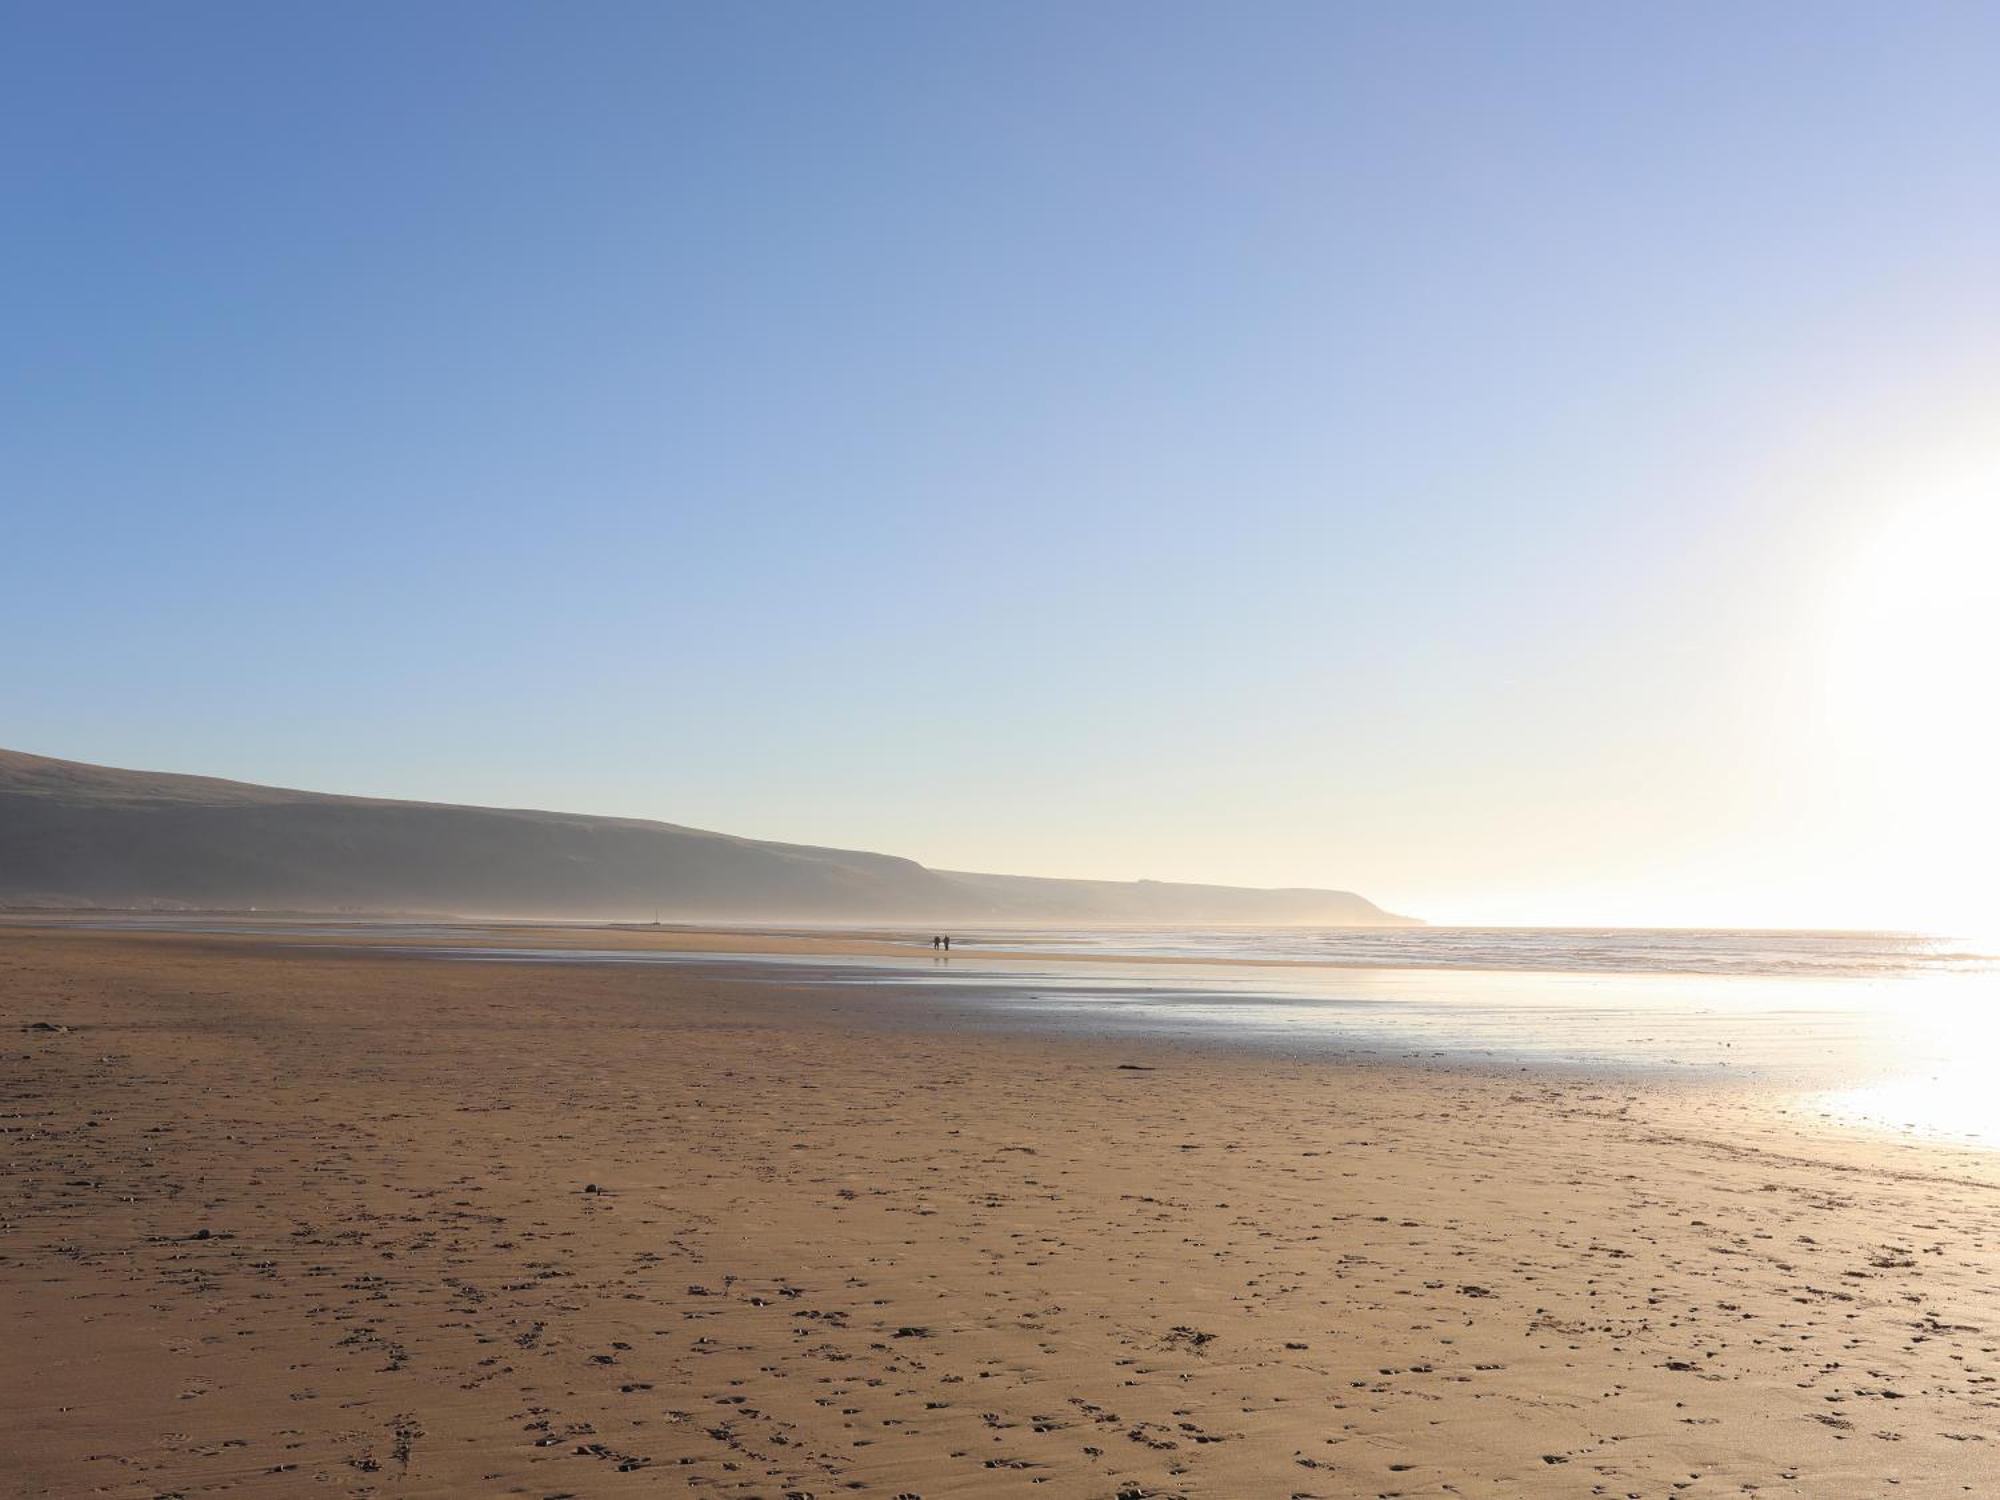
[1824, 470, 2000, 930]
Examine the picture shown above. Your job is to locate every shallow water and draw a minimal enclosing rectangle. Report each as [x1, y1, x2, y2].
[910, 922, 2000, 979]
[355, 934, 2000, 1145]
[29, 917, 2000, 1144]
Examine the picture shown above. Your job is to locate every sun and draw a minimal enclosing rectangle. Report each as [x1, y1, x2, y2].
[1821, 467, 2000, 933]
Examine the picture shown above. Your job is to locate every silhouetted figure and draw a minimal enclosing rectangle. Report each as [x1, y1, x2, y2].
[931, 935, 940, 950]
[942, 934, 951, 951]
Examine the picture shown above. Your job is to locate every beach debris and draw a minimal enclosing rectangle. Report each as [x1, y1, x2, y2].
[572, 1440, 650, 1471]
[1116, 1063, 1156, 1071]
[22, 1021, 69, 1033]
[390, 1417, 423, 1467]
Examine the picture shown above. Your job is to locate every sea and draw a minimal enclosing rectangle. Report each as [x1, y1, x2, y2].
[26, 917, 2000, 1144]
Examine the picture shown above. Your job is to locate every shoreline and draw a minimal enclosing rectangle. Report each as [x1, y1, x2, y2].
[3, 912, 1966, 981]
[16, 921, 1991, 1150]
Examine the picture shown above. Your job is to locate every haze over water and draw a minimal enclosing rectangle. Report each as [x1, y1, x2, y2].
[934, 924, 1998, 978]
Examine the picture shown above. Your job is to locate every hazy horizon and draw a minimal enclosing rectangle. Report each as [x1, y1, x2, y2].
[3, 740, 1989, 936]
[7, 3, 1997, 931]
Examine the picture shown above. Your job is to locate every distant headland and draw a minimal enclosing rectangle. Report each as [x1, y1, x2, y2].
[0, 747, 1419, 926]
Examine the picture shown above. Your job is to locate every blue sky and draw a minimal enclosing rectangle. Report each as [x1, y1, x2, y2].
[6, 3, 1998, 925]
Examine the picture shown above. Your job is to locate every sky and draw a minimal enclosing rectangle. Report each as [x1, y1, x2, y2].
[5, 2, 1998, 929]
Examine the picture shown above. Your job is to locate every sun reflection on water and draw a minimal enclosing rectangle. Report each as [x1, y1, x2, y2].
[1809, 957, 2000, 1142]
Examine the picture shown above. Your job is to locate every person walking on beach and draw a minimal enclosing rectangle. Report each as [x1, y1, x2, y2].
[942, 934, 950, 951]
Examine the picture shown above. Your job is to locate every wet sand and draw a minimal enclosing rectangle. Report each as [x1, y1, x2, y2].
[4, 927, 1999, 1498]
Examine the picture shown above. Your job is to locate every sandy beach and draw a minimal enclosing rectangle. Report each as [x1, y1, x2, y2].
[5, 927, 1999, 1498]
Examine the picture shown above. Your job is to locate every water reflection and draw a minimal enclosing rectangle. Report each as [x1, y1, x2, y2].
[24, 916, 1998, 1145]
[347, 939, 2000, 1142]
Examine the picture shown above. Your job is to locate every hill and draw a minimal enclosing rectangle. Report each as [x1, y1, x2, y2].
[0, 748, 1417, 925]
